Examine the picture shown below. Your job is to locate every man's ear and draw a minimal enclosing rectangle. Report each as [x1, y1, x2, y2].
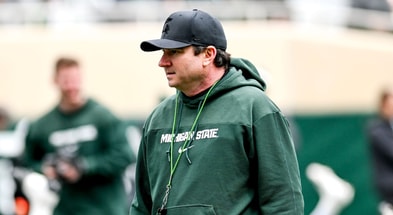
[203, 46, 217, 66]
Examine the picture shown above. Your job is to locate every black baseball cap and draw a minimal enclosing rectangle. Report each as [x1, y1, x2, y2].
[140, 9, 227, 52]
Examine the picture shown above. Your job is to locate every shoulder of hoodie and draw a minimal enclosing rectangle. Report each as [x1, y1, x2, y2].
[32, 98, 118, 126]
[222, 83, 282, 115]
[84, 98, 123, 125]
[87, 98, 117, 116]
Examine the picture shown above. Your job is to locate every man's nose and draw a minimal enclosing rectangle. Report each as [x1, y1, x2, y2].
[158, 54, 171, 67]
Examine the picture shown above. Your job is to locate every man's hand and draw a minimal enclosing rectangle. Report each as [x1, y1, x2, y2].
[42, 165, 58, 180]
[57, 160, 81, 183]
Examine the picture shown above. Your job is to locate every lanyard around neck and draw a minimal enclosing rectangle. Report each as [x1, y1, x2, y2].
[158, 81, 218, 213]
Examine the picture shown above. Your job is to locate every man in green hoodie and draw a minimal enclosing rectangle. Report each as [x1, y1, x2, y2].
[130, 9, 304, 215]
[23, 57, 135, 215]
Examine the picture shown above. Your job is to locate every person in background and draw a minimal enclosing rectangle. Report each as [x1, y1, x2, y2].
[130, 9, 304, 215]
[23, 56, 135, 215]
[366, 86, 393, 214]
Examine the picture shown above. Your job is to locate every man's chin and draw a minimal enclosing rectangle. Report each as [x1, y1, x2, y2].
[167, 82, 176, 88]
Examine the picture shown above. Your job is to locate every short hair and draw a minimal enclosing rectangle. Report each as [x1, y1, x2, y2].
[192, 46, 231, 70]
[54, 57, 79, 74]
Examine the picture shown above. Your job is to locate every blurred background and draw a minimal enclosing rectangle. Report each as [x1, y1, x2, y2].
[1, 0, 393, 214]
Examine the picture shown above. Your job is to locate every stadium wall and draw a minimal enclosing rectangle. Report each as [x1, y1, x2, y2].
[1, 21, 393, 119]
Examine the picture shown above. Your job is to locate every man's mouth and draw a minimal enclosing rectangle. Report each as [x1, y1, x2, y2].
[166, 71, 175, 77]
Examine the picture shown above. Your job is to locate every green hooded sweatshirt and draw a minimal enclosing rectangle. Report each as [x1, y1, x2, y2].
[131, 58, 304, 215]
[23, 99, 135, 215]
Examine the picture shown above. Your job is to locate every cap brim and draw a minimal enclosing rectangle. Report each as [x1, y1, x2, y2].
[140, 39, 190, 52]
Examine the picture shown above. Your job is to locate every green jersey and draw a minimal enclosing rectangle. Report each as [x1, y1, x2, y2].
[24, 99, 135, 215]
[131, 58, 304, 214]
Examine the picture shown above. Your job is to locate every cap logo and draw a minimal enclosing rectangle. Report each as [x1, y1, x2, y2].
[162, 18, 172, 35]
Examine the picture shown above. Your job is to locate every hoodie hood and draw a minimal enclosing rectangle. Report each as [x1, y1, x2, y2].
[180, 57, 267, 107]
[229, 58, 267, 91]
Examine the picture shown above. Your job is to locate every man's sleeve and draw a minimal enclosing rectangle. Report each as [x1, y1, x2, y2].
[367, 121, 393, 162]
[254, 112, 304, 215]
[22, 122, 45, 173]
[81, 117, 136, 176]
[129, 130, 152, 215]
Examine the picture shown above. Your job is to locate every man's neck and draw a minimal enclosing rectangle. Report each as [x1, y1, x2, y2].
[182, 67, 226, 97]
[59, 97, 87, 113]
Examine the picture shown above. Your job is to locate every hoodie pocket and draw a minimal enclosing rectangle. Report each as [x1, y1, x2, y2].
[158, 204, 216, 215]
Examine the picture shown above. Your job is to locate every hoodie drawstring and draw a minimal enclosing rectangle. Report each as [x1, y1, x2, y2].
[184, 99, 203, 164]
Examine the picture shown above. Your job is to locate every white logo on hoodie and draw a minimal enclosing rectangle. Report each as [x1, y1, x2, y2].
[49, 124, 98, 147]
[160, 128, 219, 144]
